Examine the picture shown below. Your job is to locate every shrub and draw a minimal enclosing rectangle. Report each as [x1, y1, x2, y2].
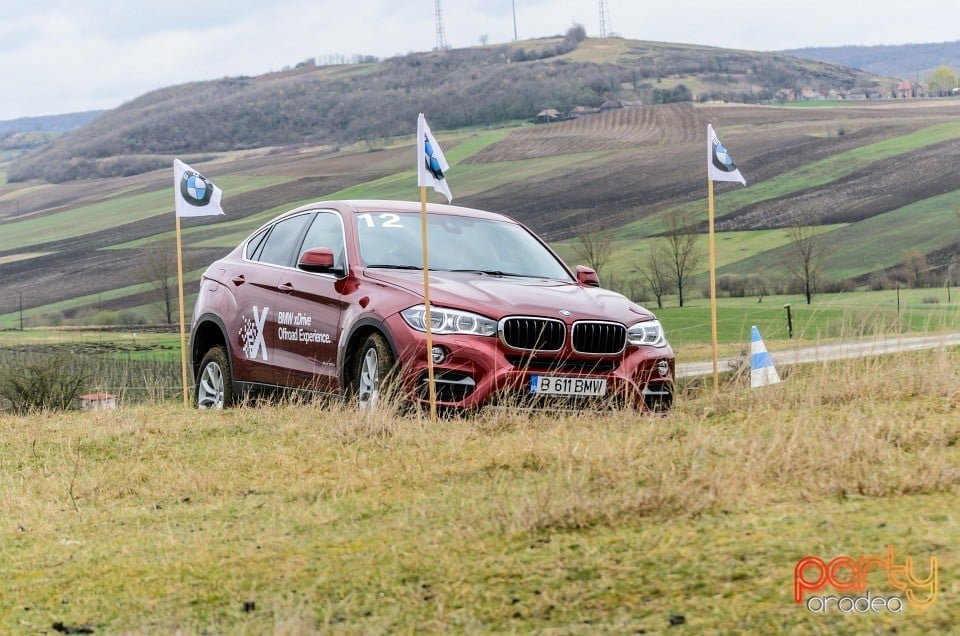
[43, 311, 64, 327]
[117, 309, 147, 326]
[88, 310, 118, 326]
[0, 350, 94, 413]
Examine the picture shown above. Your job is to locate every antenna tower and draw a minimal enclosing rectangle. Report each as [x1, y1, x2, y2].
[599, 0, 610, 38]
[435, 0, 448, 50]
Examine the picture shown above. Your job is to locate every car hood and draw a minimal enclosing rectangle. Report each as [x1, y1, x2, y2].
[363, 269, 655, 323]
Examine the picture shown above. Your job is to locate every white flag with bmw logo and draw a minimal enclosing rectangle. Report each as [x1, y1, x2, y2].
[707, 124, 746, 185]
[417, 113, 452, 202]
[174, 159, 225, 217]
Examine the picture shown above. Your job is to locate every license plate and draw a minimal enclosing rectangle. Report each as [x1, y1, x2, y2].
[530, 375, 607, 397]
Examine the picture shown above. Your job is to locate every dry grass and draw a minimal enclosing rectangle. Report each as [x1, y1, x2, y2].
[1, 348, 958, 633]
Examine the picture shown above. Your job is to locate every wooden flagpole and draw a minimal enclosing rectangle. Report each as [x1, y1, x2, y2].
[708, 179, 719, 398]
[420, 186, 438, 419]
[175, 214, 190, 407]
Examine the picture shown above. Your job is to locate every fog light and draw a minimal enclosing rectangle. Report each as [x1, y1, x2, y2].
[431, 346, 447, 364]
[657, 360, 670, 377]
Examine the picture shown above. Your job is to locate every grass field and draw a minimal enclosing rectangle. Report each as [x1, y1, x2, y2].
[0, 175, 291, 253]
[1, 347, 956, 633]
[656, 290, 960, 350]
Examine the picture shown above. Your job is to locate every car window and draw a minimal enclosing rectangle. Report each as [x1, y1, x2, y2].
[257, 214, 311, 267]
[354, 211, 572, 280]
[356, 212, 423, 268]
[299, 212, 346, 271]
[245, 226, 270, 261]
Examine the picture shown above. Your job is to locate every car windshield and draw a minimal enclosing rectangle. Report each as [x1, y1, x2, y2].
[354, 211, 573, 281]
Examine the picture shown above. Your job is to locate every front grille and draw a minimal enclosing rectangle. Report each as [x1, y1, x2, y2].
[572, 321, 627, 355]
[499, 317, 565, 352]
[505, 355, 619, 373]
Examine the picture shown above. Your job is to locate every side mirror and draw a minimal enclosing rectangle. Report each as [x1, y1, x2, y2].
[298, 247, 338, 273]
[575, 265, 600, 287]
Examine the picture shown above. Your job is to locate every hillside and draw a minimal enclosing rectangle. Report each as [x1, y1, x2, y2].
[0, 110, 103, 135]
[8, 36, 887, 183]
[782, 40, 960, 80]
[3, 96, 960, 327]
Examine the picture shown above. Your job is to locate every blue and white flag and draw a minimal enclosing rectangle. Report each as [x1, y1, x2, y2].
[417, 113, 452, 202]
[174, 159, 225, 217]
[707, 124, 746, 185]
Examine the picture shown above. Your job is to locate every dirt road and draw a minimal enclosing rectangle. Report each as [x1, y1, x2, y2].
[676, 333, 960, 378]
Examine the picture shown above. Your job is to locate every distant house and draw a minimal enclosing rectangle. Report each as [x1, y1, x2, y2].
[79, 392, 118, 411]
[536, 109, 560, 124]
[896, 80, 925, 98]
[800, 88, 824, 101]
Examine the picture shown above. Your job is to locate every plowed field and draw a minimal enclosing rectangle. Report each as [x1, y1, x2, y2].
[4, 100, 960, 321]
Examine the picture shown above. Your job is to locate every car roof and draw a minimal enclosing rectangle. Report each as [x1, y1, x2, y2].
[278, 199, 517, 224]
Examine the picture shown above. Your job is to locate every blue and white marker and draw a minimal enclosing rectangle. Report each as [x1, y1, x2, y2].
[750, 326, 781, 388]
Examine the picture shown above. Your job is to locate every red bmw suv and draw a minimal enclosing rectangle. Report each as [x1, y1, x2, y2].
[190, 200, 674, 411]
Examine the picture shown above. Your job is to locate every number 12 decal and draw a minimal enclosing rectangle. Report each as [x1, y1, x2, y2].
[358, 213, 403, 228]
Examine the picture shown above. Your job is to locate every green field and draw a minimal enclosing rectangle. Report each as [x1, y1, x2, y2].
[657, 290, 960, 354]
[0, 175, 291, 252]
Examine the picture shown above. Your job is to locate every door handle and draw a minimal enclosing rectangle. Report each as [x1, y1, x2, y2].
[278, 282, 294, 293]
[231, 275, 245, 286]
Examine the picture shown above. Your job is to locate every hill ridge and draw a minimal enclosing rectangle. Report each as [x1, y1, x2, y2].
[8, 36, 886, 184]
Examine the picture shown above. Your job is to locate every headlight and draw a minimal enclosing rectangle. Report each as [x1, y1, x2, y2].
[627, 319, 667, 347]
[401, 305, 497, 336]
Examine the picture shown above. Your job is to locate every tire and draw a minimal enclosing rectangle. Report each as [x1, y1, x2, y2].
[353, 332, 396, 410]
[196, 346, 234, 409]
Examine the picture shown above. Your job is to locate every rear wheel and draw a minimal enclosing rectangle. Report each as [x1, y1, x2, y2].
[196, 346, 233, 409]
[353, 333, 395, 410]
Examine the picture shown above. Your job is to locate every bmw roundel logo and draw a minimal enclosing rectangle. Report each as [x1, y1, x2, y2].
[424, 136, 445, 180]
[180, 170, 214, 207]
[712, 139, 738, 173]
[559, 309, 572, 317]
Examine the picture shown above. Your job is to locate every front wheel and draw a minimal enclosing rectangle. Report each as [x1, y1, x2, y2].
[353, 333, 396, 410]
[196, 346, 234, 409]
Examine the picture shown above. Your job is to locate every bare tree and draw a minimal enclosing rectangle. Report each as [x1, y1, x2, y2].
[573, 223, 614, 283]
[781, 223, 823, 305]
[621, 276, 649, 304]
[902, 249, 930, 288]
[745, 271, 769, 303]
[635, 244, 673, 309]
[661, 208, 703, 307]
[139, 240, 178, 324]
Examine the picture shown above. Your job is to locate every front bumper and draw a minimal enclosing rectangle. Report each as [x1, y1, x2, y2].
[386, 316, 674, 412]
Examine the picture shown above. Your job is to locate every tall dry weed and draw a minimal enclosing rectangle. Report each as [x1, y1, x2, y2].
[2, 344, 956, 540]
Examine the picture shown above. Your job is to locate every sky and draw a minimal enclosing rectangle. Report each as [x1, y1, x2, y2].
[2, 0, 959, 121]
